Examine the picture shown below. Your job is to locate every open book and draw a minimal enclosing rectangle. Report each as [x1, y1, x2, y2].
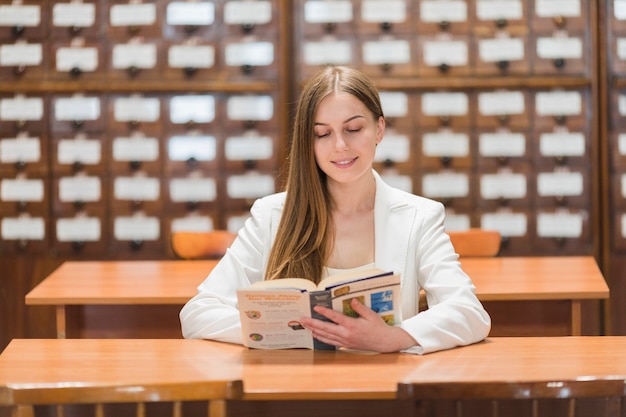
[236, 267, 402, 350]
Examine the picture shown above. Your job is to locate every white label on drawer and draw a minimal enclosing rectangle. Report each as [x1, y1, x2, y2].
[619, 133, 626, 155]
[173, 216, 217, 235]
[114, 215, 160, 241]
[227, 96, 273, 121]
[536, 91, 582, 116]
[56, 46, 99, 72]
[423, 40, 468, 66]
[380, 173, 413, 193]
[224, 1, 272, 25]
[113, 136, 159, 162]
[0, 96, 43, 121]
[169, 177, 217, 202]
[478, 91, 525, 115]
[58, 138, 102, 165]
[537, 211, 583, 238]
[110, 4, 156, 26]
[363, 39, 411, 64]
[170, 95, 215, 124]
[619, 94, 626, 116]
[225, 136, 273, 160]
[1, 178, 44, 202]
[304, 40, 352, 65]
[362, 0, 407, 23]
[225, 41, 274, 66]
[479, 132, 526, 157]
[0, 5, 40, 26]
[537, 37, 583, 59]
[476, 0, 523, 20]
[53, 3, 95, 27]
[114, 176, 160, 201]
[0, 43, 42, 66]
[422, 131, 469, 157]
[112, 43, 157, 69]
[421, 92, 468, 116]
[114, 96, 160, 122]
[539, 131, 585, 156]
[168, 135, 216, 161]
[56, 216, 101, 241]
[422, 172, 469, 198]
[616, 0, 626, 20]
[420, 1, 467, 22]
[59, 176, 101, 202]
[478, 38, 525, 62]
[304, 1, 353, 23]
[55, 96, 101, 121]
[537, 171, 583, 196]
[166, 2, 215, 25]
[227, 174, 275, 198]
[1, 216, 45, 240]
[443, 212, 471, 231]
[480, 172, 527, 199]
[0, 136, 40, 163]
[379, 92, 408, 118]
[535, 0, 581, 17]
[375, 134, 410, 162]
[171, 215, 214, 233]
[617, 38, 626, 60]
[168, 45, 215, 68]
[481, 212, 527, 236]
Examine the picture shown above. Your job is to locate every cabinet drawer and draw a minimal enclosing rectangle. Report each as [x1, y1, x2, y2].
[297, 0, 357, 37]
[0, 133, 47, 177]
[414, 0, 471, 35]
[49, 1, 102, 40]
[50, 38, 105, 81]
[533, 208, 591, 255]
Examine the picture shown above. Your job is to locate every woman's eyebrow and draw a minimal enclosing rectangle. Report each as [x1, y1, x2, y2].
[314, 115, 365, 126]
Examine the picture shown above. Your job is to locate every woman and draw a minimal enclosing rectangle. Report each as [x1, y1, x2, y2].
[180, 66, 491, 354]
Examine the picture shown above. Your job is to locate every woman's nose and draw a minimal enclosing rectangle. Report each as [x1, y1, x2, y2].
[334, 133, 348, 150]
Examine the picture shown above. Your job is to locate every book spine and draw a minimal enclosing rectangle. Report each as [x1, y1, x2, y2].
[309, 290, 335, 350]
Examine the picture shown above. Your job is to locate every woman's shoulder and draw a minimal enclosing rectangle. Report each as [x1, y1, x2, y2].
[251, 191, 287, 211]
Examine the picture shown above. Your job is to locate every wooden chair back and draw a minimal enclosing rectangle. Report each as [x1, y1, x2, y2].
[419, 229, 501, 312]
[397, 379, 624, 417]
[448, 228, 501, 258]
[171, 230, 237, 260]
[7, 380, 243, 417]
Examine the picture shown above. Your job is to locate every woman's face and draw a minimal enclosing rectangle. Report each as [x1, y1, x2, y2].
[313, 92, 384, 185]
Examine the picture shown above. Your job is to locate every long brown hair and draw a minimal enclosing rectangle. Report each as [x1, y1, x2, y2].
[264, 66, 384, 283]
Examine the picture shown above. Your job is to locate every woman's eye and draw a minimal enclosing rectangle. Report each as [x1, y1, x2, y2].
[316, 132, 330, 138]
[347, 128, 361, 133]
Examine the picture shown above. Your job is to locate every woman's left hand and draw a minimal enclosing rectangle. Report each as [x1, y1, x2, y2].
[299, 298, 417, 353]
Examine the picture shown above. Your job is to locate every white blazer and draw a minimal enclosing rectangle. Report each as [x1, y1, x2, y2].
[180, 171, 491, 354]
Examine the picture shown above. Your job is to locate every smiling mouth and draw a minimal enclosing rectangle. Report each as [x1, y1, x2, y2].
[333, 157, 358, 166]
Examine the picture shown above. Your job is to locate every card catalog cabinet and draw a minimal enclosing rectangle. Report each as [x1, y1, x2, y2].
[294, 0, 599, 257]
[0, 0, 288, 259]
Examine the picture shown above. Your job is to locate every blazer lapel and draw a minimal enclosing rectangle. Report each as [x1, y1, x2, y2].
[373, 172, 415, 272]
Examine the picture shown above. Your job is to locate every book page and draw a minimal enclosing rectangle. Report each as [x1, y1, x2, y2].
[237, 289, 314, 349]
[249, 277, 317, 292]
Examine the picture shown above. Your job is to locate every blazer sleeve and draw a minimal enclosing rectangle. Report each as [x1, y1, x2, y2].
[179, 195, 278, 343]
[398, 202, 492, 354]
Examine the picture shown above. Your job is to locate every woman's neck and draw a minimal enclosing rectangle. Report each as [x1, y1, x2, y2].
[327, 172, 376, 214]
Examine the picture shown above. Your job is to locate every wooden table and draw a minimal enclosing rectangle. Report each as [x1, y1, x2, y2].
[25, 256, 608, 338]
[1, 337, 625, 417]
